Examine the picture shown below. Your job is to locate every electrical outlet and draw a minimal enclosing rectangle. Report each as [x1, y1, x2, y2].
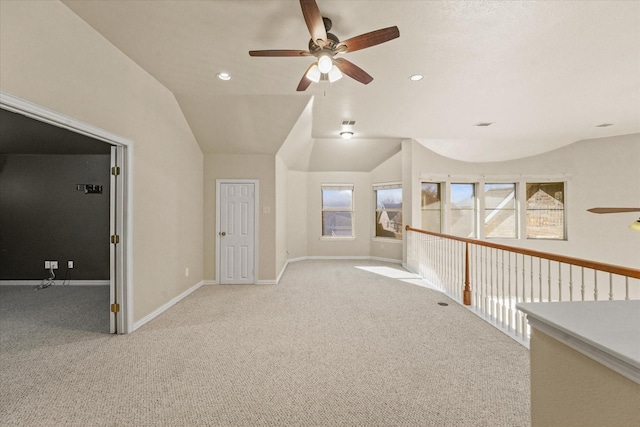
[185, 267, 189, 277]
[68, 261, 74, 269]
[45, 261, 51, 269]
[50, 261, 58, 270]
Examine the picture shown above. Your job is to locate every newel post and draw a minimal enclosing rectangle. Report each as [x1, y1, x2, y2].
[463, 242, 471, 306]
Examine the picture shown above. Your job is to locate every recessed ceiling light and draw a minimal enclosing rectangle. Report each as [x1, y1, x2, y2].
[595, 123, 614, 127]
[474, 122, 494, 127]
[409, 74, 424, 81]
[217, 72, 232, 81]
[340, 131, 354, 140]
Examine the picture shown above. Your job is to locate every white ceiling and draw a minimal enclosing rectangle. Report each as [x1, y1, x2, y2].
[61, 0, 640, 168]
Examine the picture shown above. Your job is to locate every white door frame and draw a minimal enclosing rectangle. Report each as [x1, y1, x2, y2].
[0, 91, 134, 334]
[215, 179, 259, 284]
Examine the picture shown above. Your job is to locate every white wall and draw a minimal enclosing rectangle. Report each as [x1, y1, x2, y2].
[275, 156, 288, 277]
[0, 0, 204, 323]
[408, 134, 640, 268]
[287, 170, 308, 260]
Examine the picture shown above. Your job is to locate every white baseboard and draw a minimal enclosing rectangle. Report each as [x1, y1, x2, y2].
[133, 280, 203, 332]
[0, 280, 109, 286]
[205, 256, 405, 287]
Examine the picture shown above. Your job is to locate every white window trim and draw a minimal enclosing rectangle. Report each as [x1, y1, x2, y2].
[321, 183, 355, 239]
[417, 175, 569, 241]
[373, 182, 403, 241]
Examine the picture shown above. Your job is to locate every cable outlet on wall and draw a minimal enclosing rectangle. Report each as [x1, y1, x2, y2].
[68, 261, 74, 269]
[50, 261, 58, 269]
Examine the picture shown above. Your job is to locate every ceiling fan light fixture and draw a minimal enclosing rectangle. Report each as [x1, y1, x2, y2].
[327, 65, 342, 82]
[317, 54, 333, 74]
[306, 64, 321, 83]
[340, 131, 354, 140]
[630, 218, 640, 232]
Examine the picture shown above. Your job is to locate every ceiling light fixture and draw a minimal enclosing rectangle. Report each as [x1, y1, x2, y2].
[327, 65, 342, 83]
[318, 54, 333, 74]
[217, 72, 232, 81]
[409, 74, 423, 81]
[306, 64, 321, 83]
[340, 131, 354, 140]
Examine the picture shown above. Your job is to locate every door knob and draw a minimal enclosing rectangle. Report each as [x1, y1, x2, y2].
[219, 231, 226, 236]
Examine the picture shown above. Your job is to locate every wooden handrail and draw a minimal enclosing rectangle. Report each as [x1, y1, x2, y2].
[406, 225, 640, 280]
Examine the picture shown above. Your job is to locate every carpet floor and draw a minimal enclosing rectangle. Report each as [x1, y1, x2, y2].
[0, 260, 530, 426]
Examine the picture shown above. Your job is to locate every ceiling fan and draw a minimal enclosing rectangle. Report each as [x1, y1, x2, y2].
[249, 0, 400, 91]
[587, 207, 640, 231]
[587, 208, 640, 214]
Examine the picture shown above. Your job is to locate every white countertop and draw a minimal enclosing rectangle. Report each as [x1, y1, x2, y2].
[517, 300, 640, 384]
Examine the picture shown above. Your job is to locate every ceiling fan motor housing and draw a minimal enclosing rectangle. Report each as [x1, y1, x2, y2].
[309, 31, 340, 56]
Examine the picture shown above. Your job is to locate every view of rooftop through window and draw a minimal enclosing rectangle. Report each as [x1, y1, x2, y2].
[526, 182, 565, 239]
[375, 186, 402, 239]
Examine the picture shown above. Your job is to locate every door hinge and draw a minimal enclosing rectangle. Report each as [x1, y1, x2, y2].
[111, 166, 121, 176]
[110, 303, 120, 313]
[110, 234, 120, 244]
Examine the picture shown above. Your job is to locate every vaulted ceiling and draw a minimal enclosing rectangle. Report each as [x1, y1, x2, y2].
[59, 0, 639, 168]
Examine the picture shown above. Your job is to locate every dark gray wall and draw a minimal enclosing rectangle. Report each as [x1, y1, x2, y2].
[0, 154, 110, 280]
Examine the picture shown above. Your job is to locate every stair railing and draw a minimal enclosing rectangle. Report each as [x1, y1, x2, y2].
[405, 225, 640, 340]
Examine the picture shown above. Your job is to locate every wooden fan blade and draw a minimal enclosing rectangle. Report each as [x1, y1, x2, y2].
[300, 0, 327, 46]
[249, 50, 311, 57]
[296, 64, 314, 91]
[338, 26, 400, 53]
[587, 207, 640, 214]
[335, 58, 373, 85]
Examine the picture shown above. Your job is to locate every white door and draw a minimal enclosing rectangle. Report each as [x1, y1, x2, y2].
[109, 145, 125, 333]
[218, 182, 256, 284]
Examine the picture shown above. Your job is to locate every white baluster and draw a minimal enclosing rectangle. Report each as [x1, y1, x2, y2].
[609, 273, 613, 301]
[569, 265, 573, 302]
[558, 262, 562, 302]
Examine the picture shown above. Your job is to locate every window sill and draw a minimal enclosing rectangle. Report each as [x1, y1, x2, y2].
[371, 237, 403, 244]
[320, 236, 355, 241]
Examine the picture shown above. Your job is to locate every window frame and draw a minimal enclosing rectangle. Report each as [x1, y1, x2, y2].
[525, 181, 567, 241]
[449, 182, 477, 238]
[483, 182, 519, 239]
[373, 182, 403, 241]
[420, 182, 443, 233]
[320, 184, 355, 239]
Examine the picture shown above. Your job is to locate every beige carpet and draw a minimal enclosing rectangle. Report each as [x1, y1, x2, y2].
[0, 260, 530, 426]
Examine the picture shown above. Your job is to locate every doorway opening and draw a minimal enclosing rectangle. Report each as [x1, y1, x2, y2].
[0, 91, 133, 334]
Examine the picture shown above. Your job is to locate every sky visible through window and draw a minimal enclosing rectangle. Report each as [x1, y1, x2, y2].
[376, 188, 402, 208]
[322, 189, 352, 209]
[451, 183, 474, 206]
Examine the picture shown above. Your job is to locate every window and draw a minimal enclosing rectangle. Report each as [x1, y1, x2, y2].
[374, 184, 402, 239]
[421, 182, 442, 232]
[321, 185, 354, 237]
[484, 183, 517, 238]
[450, 183, 476, 238]
[526, 182, 565, 239]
